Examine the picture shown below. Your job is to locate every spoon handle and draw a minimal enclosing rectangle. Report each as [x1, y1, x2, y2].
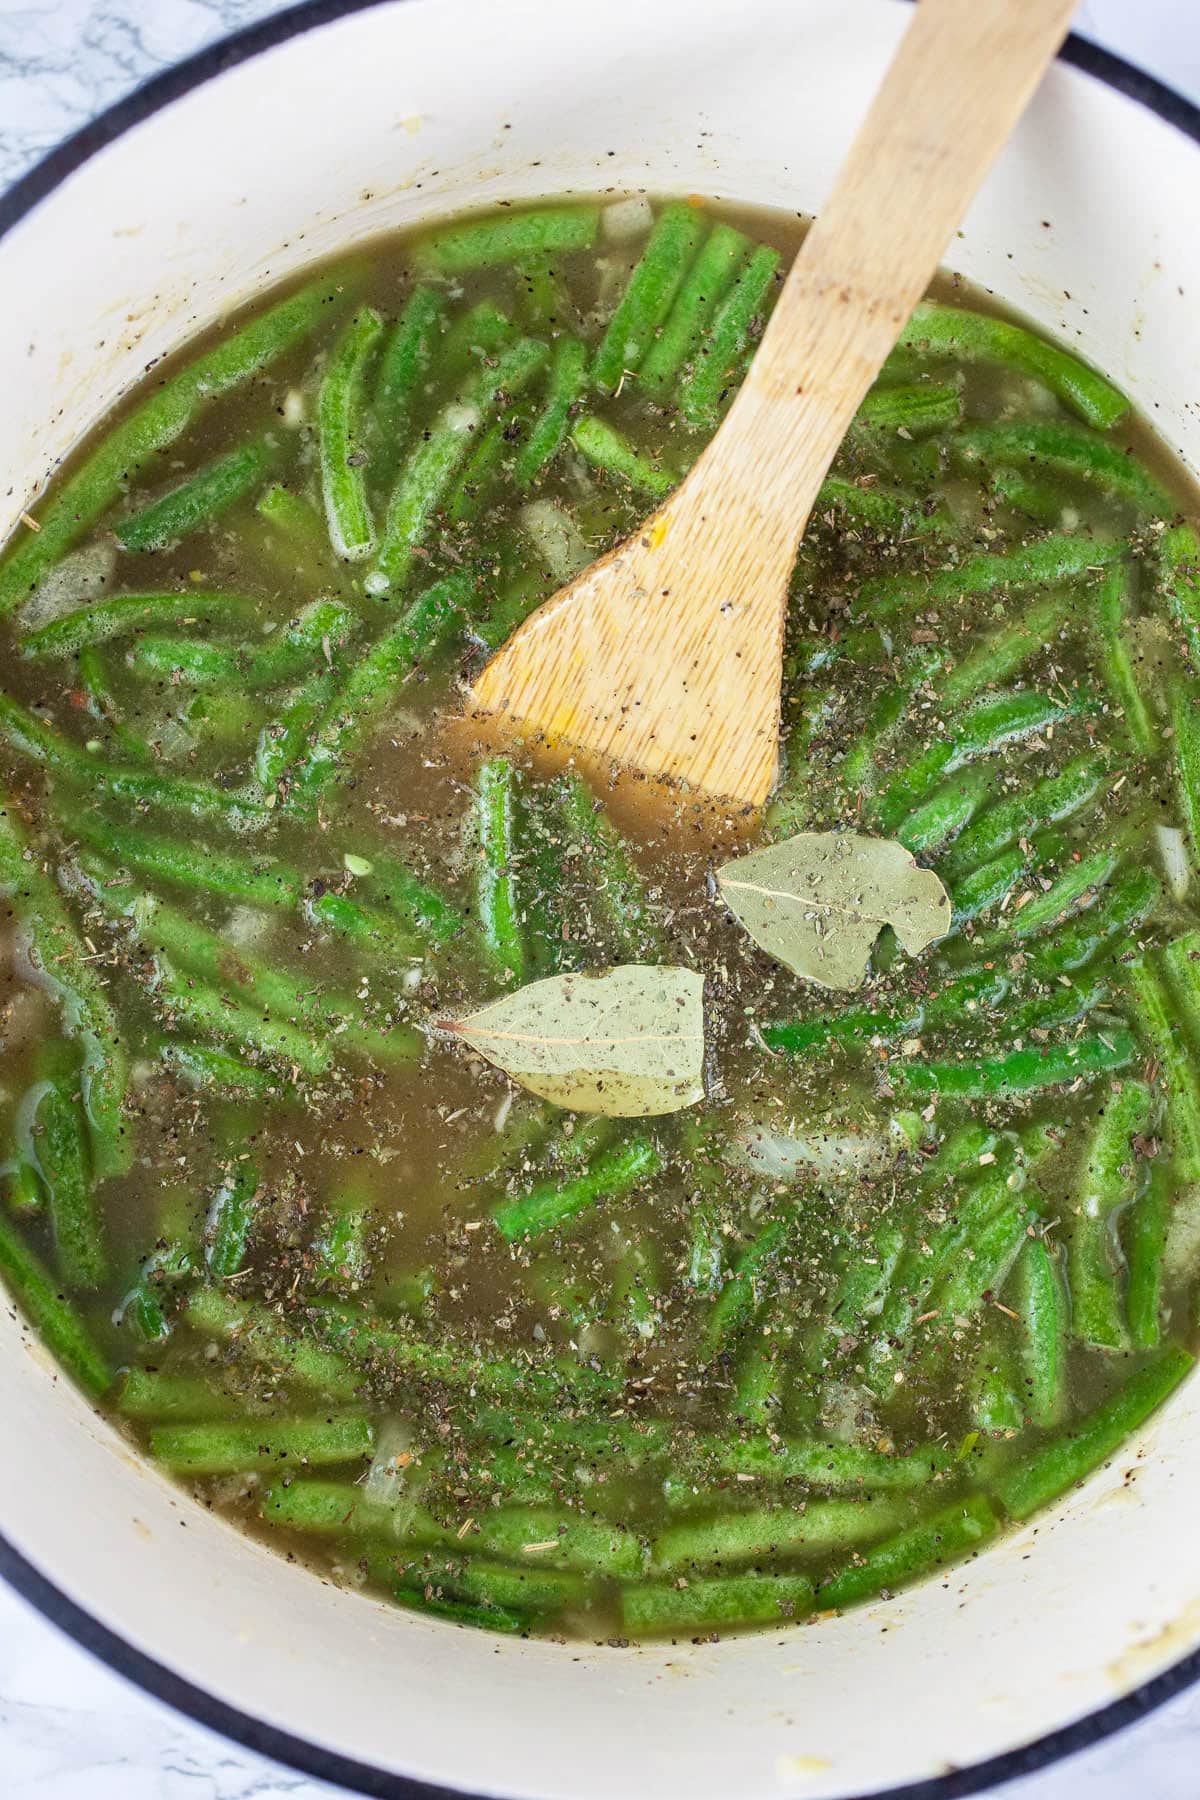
[700, 0, 1078, 540]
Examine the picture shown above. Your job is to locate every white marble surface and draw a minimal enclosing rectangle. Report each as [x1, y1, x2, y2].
[2, 0, 1200, 1795]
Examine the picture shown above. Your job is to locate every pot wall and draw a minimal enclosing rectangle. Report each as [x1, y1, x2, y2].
[2, 3, 1200, 1796]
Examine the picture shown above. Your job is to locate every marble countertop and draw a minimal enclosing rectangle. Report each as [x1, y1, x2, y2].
[2, 0, 1200, 1795]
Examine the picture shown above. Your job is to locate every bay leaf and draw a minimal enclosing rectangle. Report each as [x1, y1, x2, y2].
[441, 964, 705, 1116]
[716, 830, 950, 991]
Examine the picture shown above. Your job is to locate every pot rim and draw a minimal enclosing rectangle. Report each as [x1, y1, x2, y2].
[1, 4, 1199, 1796]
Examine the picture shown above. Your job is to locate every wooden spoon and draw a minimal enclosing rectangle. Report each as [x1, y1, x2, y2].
[471, 0, 1077, 808]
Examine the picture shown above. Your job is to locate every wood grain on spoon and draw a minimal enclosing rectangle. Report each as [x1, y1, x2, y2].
[471, 0, 1078, 808]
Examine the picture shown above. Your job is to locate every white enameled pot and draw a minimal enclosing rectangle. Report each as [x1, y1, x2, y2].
[2, 3, 1200, 1796]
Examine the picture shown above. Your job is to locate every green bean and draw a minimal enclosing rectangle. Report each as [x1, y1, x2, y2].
[704, 1210, 797, 1357]
[374, 338, 548, 589]
[91, 871, 417, 1065]
[117, 1369, 242, 1419]
[1010, 841, 1125, 940]
[653, 1498, 903, 1574]
[940, 755, 1104, 882]
[762, 968, 1006, 1058]
[202, 1159, 259, 1280]
[951, 420, 1167, 514]
[154, 958, 331, 1077]
[313, 1185, 369, 1290]
[1123, 956, 1200, 1184]
[872, 688, 1076, 833]
[1091, 564, 1155, 753]
[160, 1041, 284, 1099]
[116, 440, 276, 553]
[447, 401, 534, 525]
[514, 337, 588, 487]
[379, 1550, 584, 1617]
[996, 1343, 1194, 1519]
[998, 968, 1109, 1041]
[65, 810, 301, 909]
[638, 221, 749, 398]
[859, 532, 1124, 625]
[1158, 523, 1200, 663]
[261, 1479, 444, 1543]
[892, 1029, 1137, 1100]
[359, 854, 465, 949]
[962, 864, 1159, 976]
[1068, 1080, 1151, 1349]
[896, 302, 1128, 428]
[438, 301, 514, 379]
[0, 1210, 111, 1396]
[731, 1313, 785, 1426]
[1125, 1156, 1171, 1352]
[1162, 931, 1200, 1057]
[0, 800, 129, 1176]
[938, 591, 1075, 711]
[291, 574, 469, 803]
[20, 589, 257, 661]
[374, 287, 448, 466]
[5, 1159, 41, 1216]
[132, 600, 358, 696]
[150, 1413, 373, 1475]
[25, 1041, 105, 1289]
[593, 202, 706, 391]
[706, 1433, 953, 1491]
[623, 1571, 813, 1636]
[867, 1159, 1024, 1393]
[557, 772, 662, 958]
[970, 1329, 1025, 1434]
[1014, 1237, 1068, 1427]
[678, 243, 781, 427]
[894, 767, 997, 858]
[817, 475, 943, 537]
[0, 272, 349, 614]
[818, 1495, 999, 1611]
[303, 1299, 616, 1404]
[494, 1136, 660, 1244]
[798, 1220, 907, 1385]
[0, 695, 266, 826]
[1170, 673, 1200, 853]
[185, 1287, 360, 1399]
[950, 843, 1028, 926]
[855, 380, 963, 437]
[571, 416, 675, 499]
[474, 756, 524, 982]
[253, 667, 335, 790]
[76, 645, 149, 761]
[417, 205, 600, 276]
[990, 463, 1073, 528]
[465, 1505, 642, 1576]
[256, 482, 327, 557]
[841, 648, 945, 796]
[307, 890, 425, 973]
[120, 1229, 192, 1342]
[933, 1200, 1034, 1322]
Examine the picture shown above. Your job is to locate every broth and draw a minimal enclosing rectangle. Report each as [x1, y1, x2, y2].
[0, 194, 1196, 1641]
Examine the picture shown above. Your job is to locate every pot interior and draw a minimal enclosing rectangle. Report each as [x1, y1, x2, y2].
[2, 3, 1200, 1796]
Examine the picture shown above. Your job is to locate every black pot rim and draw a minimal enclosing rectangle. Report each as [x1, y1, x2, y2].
[1, 4, 1199, 1796]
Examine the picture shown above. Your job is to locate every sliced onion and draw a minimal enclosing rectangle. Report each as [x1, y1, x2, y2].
[364, 1417, 417, 1506]
[18, 540, 116, 633]
[601, 196, 654, 242]
[1156, 823, 1192, 900]
[728, 1120, 897, 1183]
[518, 500, 589, 584]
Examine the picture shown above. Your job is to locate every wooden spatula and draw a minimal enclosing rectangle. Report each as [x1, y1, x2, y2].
[470, 0, 1077, 807]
